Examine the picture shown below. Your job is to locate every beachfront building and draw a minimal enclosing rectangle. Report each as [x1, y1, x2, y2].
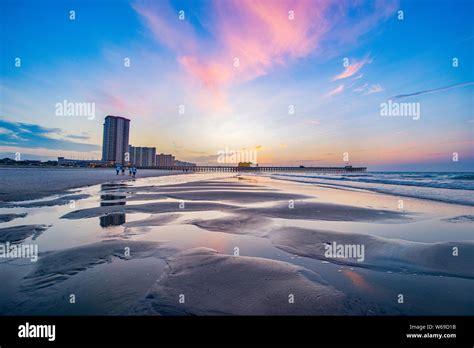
[156, 153, 175, 167]
[174, 160, 196, 167]
[58, 157, 103, 167]
[129, 145, 156, 167]
[102, 115, 130, 165]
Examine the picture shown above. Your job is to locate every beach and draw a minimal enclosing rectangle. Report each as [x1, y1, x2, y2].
[0, 167, 184, 202]
[0, 168, 473, 315]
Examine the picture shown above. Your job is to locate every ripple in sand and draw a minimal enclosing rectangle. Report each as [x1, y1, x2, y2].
[161, 190, 309, 204]
[21, 240, 173, 290]
[189, 214, 272, 236]
[238, 201, 410, 222]
[270, 227, 474, 279]
[129, 247, 384, 315]
[0, 224, 49, 243]
[4, 194, 91, 208]
[0, 213, 27, 223]
[442, 215, 474, 223]
[60, 201, 238, 220]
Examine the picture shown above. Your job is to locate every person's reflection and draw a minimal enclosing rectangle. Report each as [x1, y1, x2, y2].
[100, 213, 125, 227]
[99, 184, 126, 227]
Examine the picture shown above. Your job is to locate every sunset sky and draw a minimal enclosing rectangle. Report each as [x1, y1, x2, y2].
[1, 0, 473, 170]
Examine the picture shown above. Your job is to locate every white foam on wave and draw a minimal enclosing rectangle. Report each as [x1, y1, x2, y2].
[268, 172, 474, 206]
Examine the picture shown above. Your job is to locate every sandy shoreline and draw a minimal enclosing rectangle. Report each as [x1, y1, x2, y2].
[0, 167, 185, 202]
[0, 173, 473, 315]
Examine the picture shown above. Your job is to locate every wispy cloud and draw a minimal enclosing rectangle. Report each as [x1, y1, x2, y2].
[131, 0, 199, 53]
[0, 119, 100, 152]
[354, 83, 383, 95]
[366, 84, 383, 94]
[332, 57, 372, 81]
[66, 133, 91, 140]
[132, 0, 394, 104]
[172, 0, 334, 96]
[391, 82, 474, 100]
[324, 84, 345, 98]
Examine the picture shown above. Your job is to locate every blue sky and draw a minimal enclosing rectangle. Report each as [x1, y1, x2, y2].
[0, 0, 473, 170]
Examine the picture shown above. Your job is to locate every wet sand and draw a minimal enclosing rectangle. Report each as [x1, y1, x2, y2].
[0, 224, 49, 243]
[0, 173, 473, 315]
[0, 167, 183, 202]
[0, 213, 27, 223]
[270, 227, 474, 278]
[129, 247, 368, 315]
[22, 240, 170, 290]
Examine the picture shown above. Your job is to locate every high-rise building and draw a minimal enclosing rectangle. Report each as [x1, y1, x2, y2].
[102, 116, 130, 165]
[129, 145, 156, 167]
[156, 153, 175, 167]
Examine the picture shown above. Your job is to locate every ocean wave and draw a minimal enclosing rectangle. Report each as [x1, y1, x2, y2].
[273, 172, 474, 191]
[451, 174, 474, 180]
[269, 172, 474, 207]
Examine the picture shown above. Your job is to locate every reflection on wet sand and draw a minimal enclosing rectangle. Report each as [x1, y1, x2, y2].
[99, 184, 126, 228]
[0, 173, 473, 315]
[100, 214, 126, 228]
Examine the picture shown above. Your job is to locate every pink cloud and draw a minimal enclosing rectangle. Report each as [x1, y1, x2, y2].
[211, 0, 332, 82]
[332, 58, 372, 81]
[132, 0, 397, 107]
[167, 0, 333, 95]
[324, 84, 345, 98]
[178, 56, 232, 93]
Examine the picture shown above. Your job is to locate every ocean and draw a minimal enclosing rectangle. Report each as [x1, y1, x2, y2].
[268, 172, 474, 207]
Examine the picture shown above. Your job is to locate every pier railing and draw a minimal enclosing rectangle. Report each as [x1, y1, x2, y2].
[139, 166, 367, 173]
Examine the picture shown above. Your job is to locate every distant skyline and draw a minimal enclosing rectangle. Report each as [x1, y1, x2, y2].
[1, 0, 473, 171]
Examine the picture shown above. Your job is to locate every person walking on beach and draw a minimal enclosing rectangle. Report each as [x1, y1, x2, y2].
[116, 165, 120, 175]
[129, 166, 133, 176]
[132, 166, 137, 178]
[122, 166, 125, 175]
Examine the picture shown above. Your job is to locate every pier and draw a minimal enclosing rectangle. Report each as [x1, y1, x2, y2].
[139, 165, 367, 173]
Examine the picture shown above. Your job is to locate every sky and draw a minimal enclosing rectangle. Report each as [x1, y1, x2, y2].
[0, 0, 473, 171]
